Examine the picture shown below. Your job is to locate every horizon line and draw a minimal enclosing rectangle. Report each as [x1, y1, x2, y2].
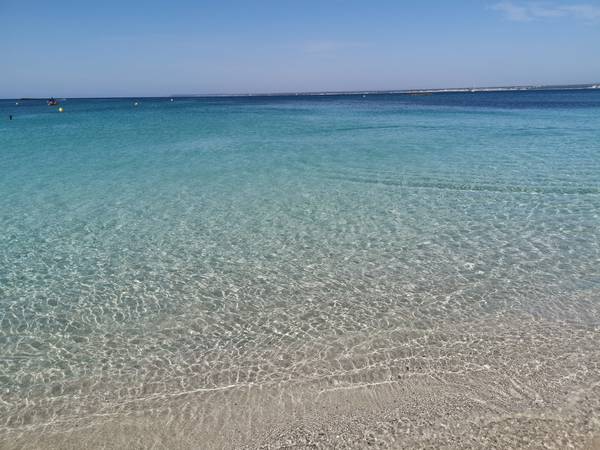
[5, 82, 600, 101]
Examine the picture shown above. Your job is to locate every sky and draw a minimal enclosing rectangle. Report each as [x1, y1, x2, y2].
[2, 0, 600, 98]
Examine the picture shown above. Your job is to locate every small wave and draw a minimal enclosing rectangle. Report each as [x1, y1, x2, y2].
[326, 175, 600, 195]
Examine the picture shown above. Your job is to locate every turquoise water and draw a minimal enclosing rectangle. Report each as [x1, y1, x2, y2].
[1, 91, 600, 437]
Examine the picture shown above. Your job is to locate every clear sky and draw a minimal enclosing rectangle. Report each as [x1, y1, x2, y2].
[2, 0, 600, 98]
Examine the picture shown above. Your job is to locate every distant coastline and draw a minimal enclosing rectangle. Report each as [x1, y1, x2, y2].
[6, 83, 600, 102]
[172, 83, 600, 99]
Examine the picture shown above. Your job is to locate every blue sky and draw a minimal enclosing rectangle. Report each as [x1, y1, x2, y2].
[2, 0, 600, 97]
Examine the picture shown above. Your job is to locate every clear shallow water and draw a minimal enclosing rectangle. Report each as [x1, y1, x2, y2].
[1, 91, 600, 441]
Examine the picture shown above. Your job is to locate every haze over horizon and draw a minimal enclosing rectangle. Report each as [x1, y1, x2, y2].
[3, 0, 600, 98]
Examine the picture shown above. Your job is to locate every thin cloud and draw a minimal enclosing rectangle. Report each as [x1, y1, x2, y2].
[492, 2, 531, 20]
[492, 2, 600, 21]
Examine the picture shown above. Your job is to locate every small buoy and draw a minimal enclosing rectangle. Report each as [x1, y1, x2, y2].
[170, 98, 174, 102]
[58, 107, 64, 113]
[134, 102, 139, 106]
[15, 102, 19, 106]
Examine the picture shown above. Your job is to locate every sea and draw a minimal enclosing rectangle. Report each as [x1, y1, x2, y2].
[1, 90, 599, 446]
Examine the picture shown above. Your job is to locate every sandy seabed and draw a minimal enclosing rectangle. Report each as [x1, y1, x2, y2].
[3, 315, 599, 450]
